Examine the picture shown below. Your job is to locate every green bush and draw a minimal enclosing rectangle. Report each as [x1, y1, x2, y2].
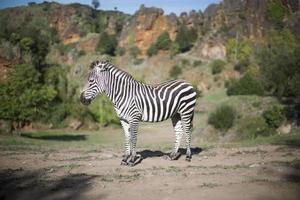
[0, 64, 57, 130]
[267, 0, 288, 27]
[147, 44, 158, 56]
[263, 105, 286, 129]
[192, 83, 202, 98]
[147, 31, 171, 57]
[234, 59, 250, 73]
[227, 73, 264, 96]
[258, 29, 299, 100]
[169, 65, 182, 79]
[208, 104, 236, 131]
[89, 95, 119, 126]
[226, 38, 252, 62]
[97, 32, 118, 56]
[193, 60, 202, 67]
[155, 31, 171, 50]
[211, 59, 226, 74]
[175, 25, 193, 53]
[129, 45, 140, 59]
[237, 116, 272, 139]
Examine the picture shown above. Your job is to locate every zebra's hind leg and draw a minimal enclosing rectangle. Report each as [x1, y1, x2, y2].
[128, 120, 142, 167]
[181, 113, 194, 162]
[165, 113, 183, 160]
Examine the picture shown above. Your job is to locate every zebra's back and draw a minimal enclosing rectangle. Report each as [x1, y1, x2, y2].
[137, 80, 197, 122]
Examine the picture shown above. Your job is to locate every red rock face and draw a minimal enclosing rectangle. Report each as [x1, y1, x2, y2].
[119, 6, 178, 57]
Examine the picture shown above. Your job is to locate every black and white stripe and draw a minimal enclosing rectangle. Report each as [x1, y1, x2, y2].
[80, 60, 197, 166]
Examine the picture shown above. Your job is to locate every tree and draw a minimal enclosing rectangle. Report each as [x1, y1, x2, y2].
[226, 37, 252, 62]
[0, 64, 57, 131]
[92, 0, 100, 10]
[258, 28, 299, 99]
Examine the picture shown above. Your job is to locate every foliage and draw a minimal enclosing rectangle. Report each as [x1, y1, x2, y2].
[169, 65, 182, 79]
[263, 105, 286, 129]
[129, 45, 140, 59]
[208, 104, 236, 131]
[192, 82, 202, 98]
[237, 116, 272, 139]
[210, 59, 226, 75]
[147, 44, 158, 57]
[0, 64, 57, 128]
[175, 25, 198, 53]
[193, 60, 202, 67]
[257, 28, 299, 99]
[147, 32, 171, 57]
[267, 0, 288, 27]
[89, 95, 119, 125]
[227, 73, 264, 96]
[92, 0, 100, 10]
[226, 38, 252, 62]
[234, 59, 250, 73]
[170, 43, 180, 57]
[97, 32, 118, 56]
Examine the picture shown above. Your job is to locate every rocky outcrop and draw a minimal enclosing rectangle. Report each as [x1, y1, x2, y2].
[192, 40, 226, 60]
[119, 5, 179, 56]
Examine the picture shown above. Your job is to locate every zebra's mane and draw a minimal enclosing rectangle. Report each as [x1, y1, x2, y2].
[90, 60, 136, 82]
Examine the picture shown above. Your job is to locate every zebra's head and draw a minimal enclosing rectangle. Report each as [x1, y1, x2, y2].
[80, 60, 110, 105]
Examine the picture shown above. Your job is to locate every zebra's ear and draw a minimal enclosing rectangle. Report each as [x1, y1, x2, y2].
[90, 60, 100, 69]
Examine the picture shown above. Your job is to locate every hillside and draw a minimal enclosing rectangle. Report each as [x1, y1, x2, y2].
[0, 0, 299, 141]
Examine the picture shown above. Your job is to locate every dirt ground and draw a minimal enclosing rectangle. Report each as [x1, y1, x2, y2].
[0, 123, 300, 200]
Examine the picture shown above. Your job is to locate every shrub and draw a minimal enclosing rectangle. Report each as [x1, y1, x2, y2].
[169, 65, 182, 79]
[237, 116, 272, 139]
[0, 64, 57, 130]
[226, 38, 252, 62]
[193, 60, 202, 67]
[89, 95, 119, 126]
[181, 59, 190, 67]
[147, 44, 158, 57]
[169, 43, 179, 58]
[129, 45, 140, 59]
[267, 0, 288, 27]
[147, 31, 171, 57]
[263, 105, 286, 129]
[227, 73, 264, 96]
[155, 31, 171, 50]
[208, 105, 236, 131]
[192, 83, 202, 98]
[175, 26, 198, 53]
[234, 59, 250, 73]
[116, 46, 126, 56]
[97, 32, 118, 56]
[211, 59, 226, 75]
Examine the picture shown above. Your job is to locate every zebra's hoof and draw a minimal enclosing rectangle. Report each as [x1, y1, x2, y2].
[120, 160, 128, 166]
[185, 156, 192, 162]
[127, 154, 143, 167]
[164, 152, 181, 160]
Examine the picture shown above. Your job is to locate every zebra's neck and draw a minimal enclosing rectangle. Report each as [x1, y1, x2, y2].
[103, 65, 142, 109]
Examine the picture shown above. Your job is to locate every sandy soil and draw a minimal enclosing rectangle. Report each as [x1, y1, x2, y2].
[0, 124, 300, 200]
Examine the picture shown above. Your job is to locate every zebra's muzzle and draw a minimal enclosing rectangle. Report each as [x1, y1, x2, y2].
[80, 92, 91, 106]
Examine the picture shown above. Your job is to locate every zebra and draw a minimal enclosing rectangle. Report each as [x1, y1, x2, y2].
[80, 60, 197, 166]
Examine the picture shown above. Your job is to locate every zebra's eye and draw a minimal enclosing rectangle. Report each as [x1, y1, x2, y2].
[89, 79, 94, 83]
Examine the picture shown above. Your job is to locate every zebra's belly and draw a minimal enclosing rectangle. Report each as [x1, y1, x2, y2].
[140, 99, 178, 122]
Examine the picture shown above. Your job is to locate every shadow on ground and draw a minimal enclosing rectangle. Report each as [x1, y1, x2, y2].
[21, 133, 86, 141]
[138, 147, 203, 160]
[0, 168, 104, 200]
[271, 134, 300, 148]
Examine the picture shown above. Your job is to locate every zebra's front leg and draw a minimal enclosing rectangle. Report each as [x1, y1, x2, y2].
[128, 120, 142, 166]
[120, 120, 131, 165]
